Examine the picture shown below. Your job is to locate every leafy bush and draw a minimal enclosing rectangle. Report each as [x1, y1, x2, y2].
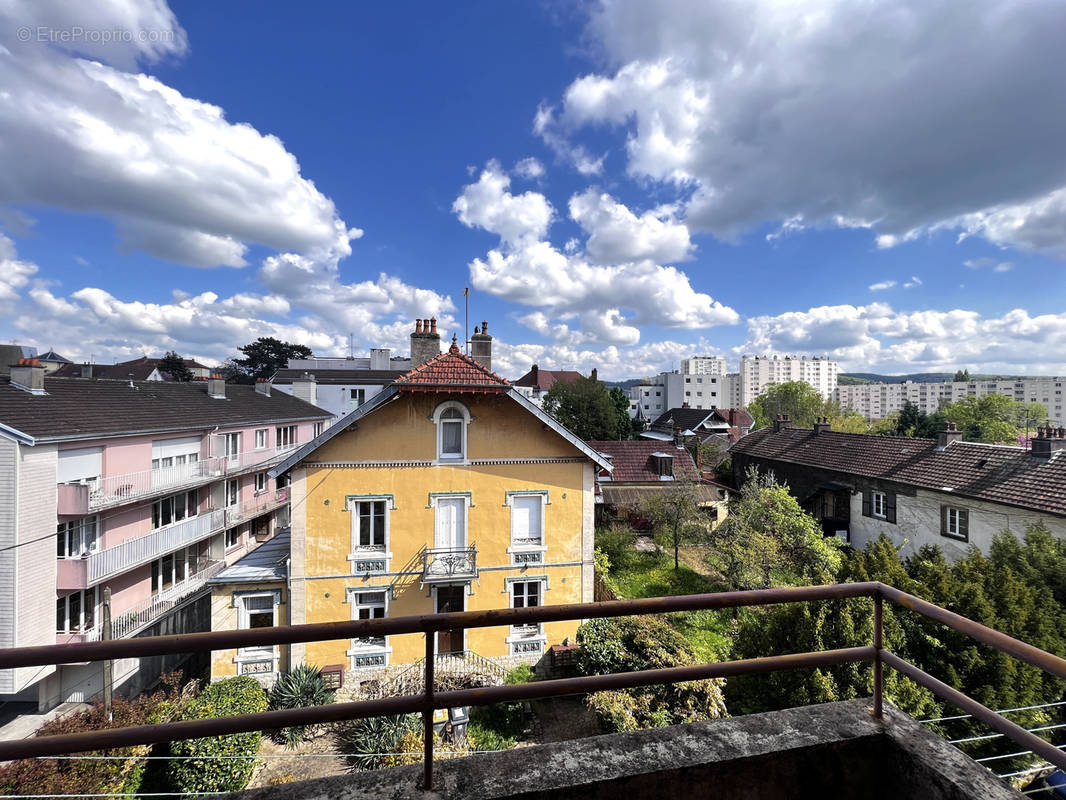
[333, 714, 419, 772]
[505, 663, 535, 685]
[0, 673, 185, 798]
[267, 664, 336, 748]
[468, 720, 518, 751]
[166, 676, 268, 794]
[577, 615, 727, 732]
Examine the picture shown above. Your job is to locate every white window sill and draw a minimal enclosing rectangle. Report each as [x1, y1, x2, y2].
[507, 544, 546, 553]
[234, 650, 278, 664]
[347, 551, 392, 561]
[346, 645, 391, 658]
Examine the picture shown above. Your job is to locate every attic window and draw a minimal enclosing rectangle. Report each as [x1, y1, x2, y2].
[650, 452, 674, 479]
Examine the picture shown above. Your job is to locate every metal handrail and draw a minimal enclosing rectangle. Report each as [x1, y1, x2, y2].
[1, 581, 1065, 791]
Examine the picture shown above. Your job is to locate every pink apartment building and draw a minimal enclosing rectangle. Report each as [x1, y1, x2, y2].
[0, 361, 329, 710]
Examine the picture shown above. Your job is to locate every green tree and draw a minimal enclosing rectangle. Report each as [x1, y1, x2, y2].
[953, 369, 971, 382]
[748, 381, 827, 429]
[707, 469, 843, 590]
[157, 350, 193, 382]
[543, 374, 618, 440]
[941, 394, 1036, 443]
[577, 614, 727, 732]
[609, 386, 634, 440]
[641, 483, 707, 570]
[877, 400, 943, 438]
[230, 337, 312, 384]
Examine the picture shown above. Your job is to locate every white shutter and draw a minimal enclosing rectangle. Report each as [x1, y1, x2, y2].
[57, 447, 103, 483]
[435, 499, 465, 549]
[152, 436, 201, 460]
[511, 496, 540, 543]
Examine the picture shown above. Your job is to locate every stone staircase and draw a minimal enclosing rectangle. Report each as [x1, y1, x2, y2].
[370, 651, 509, 699]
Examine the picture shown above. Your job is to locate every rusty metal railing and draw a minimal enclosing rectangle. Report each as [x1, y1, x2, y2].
[2, 581, 1066, 790]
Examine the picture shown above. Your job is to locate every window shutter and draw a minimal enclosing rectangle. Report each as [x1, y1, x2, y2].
[940, 505, 948, 535]
[861, 490, 871, 518]
[885, 493, 896, 525]
[959, 509, 969, 540]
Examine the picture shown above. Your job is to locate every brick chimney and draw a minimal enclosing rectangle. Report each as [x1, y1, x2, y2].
[207, 373, 226, 399]
[674, 426, 684, 447]
[937, 421, 963, 450]
[590, 368, 598, 382]
[470, 319, 492, 371]
[1031, 425, 1066, 460]
[9, 358, 45, 395]
[255, 378, 271, 397]
[292, 372, 317, 406]
[772, 414, 792, 433]
[814, 416, 831, 434]
[410, 316, 441, 366]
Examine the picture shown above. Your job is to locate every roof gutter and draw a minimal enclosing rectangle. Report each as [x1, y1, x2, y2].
[0, 421, 35, 446]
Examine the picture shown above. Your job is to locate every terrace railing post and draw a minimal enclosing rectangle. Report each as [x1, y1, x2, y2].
[873, 590, 883, 719]
[423, 630, 435, 790]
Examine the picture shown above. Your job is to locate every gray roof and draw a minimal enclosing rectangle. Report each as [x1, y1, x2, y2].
[0, 377, 330, 444]
[209, 530, 290, 584]
[271, 368, 406, 385]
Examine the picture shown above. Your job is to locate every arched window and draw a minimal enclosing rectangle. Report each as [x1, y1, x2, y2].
[433, 402, 470, 461]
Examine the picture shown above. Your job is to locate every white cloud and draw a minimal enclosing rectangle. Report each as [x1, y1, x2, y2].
[869, 280, 896, 291]
[533, 103, 605, 176]
[514, 157, 545, 180]
[964, 257, 1015, 272]
[548, 0, 1066, 255]
[455, 162, 738, 345]
[0, 234, 37, 310]
[903, 276, 922, 289]
[742, 303, 1066, 373]
[0, 1, 354, 268]
[568, 188, 693, 264]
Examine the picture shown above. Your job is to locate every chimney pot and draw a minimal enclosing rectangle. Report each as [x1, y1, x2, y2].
[10, 358, 46, 394]
[937, 421, 963, 449]
[207, 373, 226, 399]
[415, 319, 423, 334]
[481, 320, 487, 334]
[255, 378, 271, 397]
[430, 317, 437, 334]
[591, 368, 598, 382]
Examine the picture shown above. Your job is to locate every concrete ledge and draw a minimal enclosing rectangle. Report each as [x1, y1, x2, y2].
[224, 699, 1020, 799]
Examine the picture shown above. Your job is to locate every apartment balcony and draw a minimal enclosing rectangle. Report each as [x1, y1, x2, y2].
[58, 457, 227, 515]
[224, 487, 290, 527]
[422, 545, 478, 583]
[59, 559, 225, 643]
[57, 448, 292, 515]
[56, 508, 226, 590]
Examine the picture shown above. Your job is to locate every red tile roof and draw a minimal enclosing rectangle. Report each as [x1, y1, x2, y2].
[395, 338, 510, 392]
[513, 366, 583, 391]
[714, 408, 754, 429]
[731, 427, 1066, 517]
[586, 439, 700, 483]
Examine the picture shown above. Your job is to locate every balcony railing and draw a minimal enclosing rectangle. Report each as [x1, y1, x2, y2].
[422, 545, 478, 583]
[59, 560, 224, 643]
[56, 509, 226, 589]
[224, 487, 290, 526]
[59, 448, 291, 514]
[4, 583, 1066, 792]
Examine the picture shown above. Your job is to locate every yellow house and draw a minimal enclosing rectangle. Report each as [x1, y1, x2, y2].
[265, 337, 610, 680]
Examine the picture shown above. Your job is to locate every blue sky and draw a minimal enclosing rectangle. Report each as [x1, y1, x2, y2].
[1, 1, 1065, 379]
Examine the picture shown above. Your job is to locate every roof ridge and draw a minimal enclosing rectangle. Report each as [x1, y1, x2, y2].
[395, 338, 510, 386]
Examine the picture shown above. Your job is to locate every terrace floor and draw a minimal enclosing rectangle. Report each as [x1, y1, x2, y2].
[221, 699, 1021, 799]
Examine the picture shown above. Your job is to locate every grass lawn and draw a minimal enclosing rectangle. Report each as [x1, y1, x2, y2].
[608, 548, 733, 661]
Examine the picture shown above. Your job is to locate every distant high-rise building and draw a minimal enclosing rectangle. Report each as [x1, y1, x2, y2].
[680, 356, 727, 376]
[737, 355, 838, 407]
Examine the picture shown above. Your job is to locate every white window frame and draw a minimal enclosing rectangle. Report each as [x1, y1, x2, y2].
[57, 516, 99, 559]
[346, 589, 390, 668]
[431, 493, 471, 551]
[432, 401, 471, 463]
[254, 429, 268, 450]
[235, 591, 280, 667]
[313, 421, 324, 438]
[506, 492, 547, 556]
[225, 525, 241, 550]
[946, 507, 963, 537]
[347, 496, 394, 564]
[275, 425, 298, 452]
[225, 478, 239, 508]
[254, 472, 267, 495]
[506, 578, 547, 654]
[872, 491, 887, 519]
[151, 490, 199, 530]
[56, 586, 99, 635]
[222, 432, 241, 465]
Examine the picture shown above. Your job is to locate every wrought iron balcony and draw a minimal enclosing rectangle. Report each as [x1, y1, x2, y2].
[225, 487, 290, 526]
[422, 545, 477, 583]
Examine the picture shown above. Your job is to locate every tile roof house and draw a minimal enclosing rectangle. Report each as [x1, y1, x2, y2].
[586, 439, 726, 521]
[730, 416, 1066, 559]
[512, 364, 583, 406]
[53, 356, 212, 381]
[394, 336, 511, 392]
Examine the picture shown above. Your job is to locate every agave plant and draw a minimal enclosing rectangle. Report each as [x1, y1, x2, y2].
[333, 714, 419, 772]
[267, 664, 336, 748]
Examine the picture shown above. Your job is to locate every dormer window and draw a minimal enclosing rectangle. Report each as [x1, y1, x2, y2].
[434, 401, 470, 461]
[650, 452, 674, 479]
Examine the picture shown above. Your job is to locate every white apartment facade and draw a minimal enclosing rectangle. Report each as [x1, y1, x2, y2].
[737, 355, 838, 407]
[680, 356, 727, 377]
[836, 377, 1066, 426]
[0, 362, 328, 711]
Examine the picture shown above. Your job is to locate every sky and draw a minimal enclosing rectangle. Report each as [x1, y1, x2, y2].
[1, 0, 1065, 381]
